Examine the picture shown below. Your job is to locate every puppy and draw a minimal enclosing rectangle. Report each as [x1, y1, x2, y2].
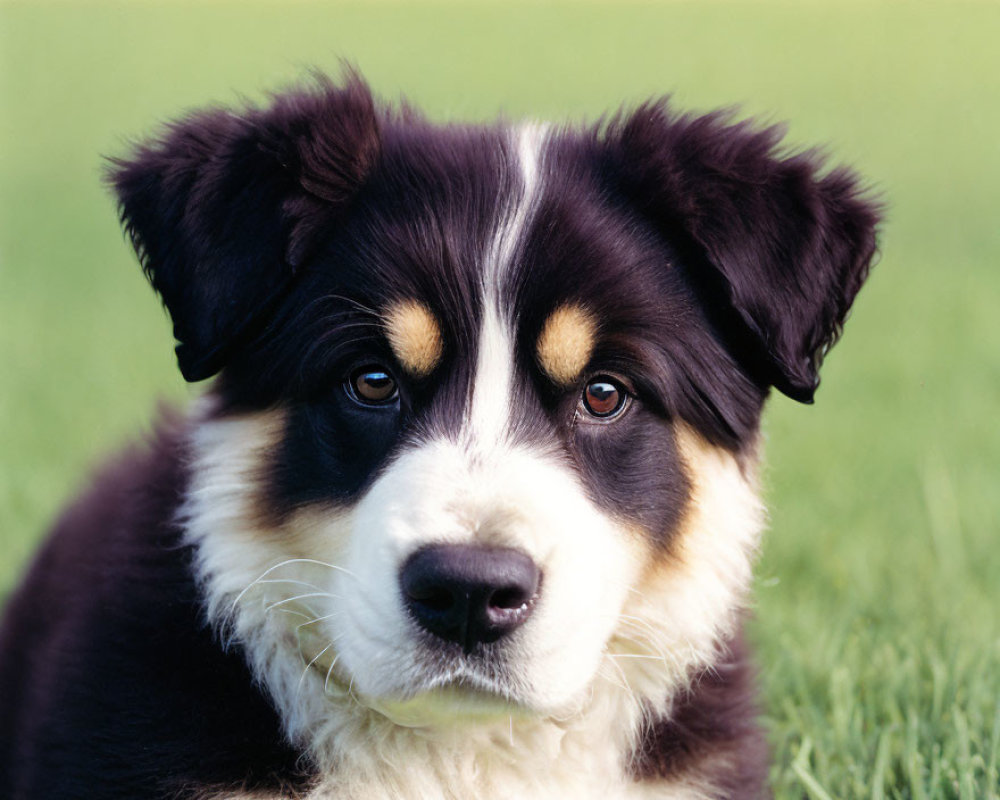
[0, 72, 878, 799]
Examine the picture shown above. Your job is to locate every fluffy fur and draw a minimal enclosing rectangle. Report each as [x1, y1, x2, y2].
[536, 304, 599, 386]
[0, 71, 879, 800]
[383, 300, 444, 378]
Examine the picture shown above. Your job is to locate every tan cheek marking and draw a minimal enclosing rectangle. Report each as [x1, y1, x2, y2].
[613, 423, 763, 695]
[669, 426, 718, 568]
[536, 304, 598, 387]
[240, 410, 354, 542]
[383, 300, 444, 378]
[636, 424, 761, 582]
[673, 424, 762, 509]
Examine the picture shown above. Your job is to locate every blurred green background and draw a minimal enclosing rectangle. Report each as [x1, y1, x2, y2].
[1, 1, 998, 796]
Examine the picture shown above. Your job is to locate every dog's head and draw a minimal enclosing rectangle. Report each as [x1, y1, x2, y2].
[111, 73, 878, 767]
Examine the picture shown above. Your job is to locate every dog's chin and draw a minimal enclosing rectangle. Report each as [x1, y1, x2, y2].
[358, 683, 529, 728]
[327, 662, 537, 727]
[303, 641, 558, 728]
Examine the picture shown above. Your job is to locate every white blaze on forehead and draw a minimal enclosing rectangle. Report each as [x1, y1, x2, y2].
[486, 122, 549, 283]
[467, 303, 516, 445]
[468, 123, 549, 444]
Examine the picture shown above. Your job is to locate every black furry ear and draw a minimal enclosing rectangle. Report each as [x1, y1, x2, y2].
[609, 102, 880, 402]
[109, 73, 380, 382]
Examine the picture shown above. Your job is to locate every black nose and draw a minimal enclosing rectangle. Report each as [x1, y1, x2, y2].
[400, 544, 541, 653]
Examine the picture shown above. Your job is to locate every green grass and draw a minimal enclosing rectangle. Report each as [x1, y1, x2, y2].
[1, 1, 998, 796]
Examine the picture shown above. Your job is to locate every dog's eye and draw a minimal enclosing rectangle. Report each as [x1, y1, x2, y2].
[581, 377, 629, 419]
[347, 365, 399, 406]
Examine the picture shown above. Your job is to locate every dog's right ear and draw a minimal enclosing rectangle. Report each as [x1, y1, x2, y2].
[109, 74, 380, 382]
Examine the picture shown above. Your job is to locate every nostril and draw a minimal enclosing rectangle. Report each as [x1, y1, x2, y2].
[489, 585, 532, 611]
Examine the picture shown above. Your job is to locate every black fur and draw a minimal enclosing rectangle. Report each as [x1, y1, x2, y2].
[604, 103, 880, 402]
[634, 631, 769, 798]
[0, 416, 309, 799]
[111, 73, 380, 382]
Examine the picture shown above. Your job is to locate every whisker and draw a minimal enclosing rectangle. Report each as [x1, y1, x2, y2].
[279, 557, 358, 579]
[602, 652, 645, 707]
[317, 319, 381, 333]
[297, 642, 336, 694]
[296, 613, 341, 632]
[597, 662, 632, 696]
[299, 325, 382, 374]
[264, 592, 340, 613]
[615, 616, 672, 661]
[323, 293, 380, 316]
[273, 607, 315, 621]
[230, 558, 357, 615]
[324, 653, 342, 694]
[255, 578, 325, 593]
[617, 613, 661, 636]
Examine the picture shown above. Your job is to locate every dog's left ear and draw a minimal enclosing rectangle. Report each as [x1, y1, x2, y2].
[109, 74, 380, 382]
[609, 102, 881, 402]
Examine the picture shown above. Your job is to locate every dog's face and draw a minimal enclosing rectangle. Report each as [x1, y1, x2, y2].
[112, 75, 877, 766]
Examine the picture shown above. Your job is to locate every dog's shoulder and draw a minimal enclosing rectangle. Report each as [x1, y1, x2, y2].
[0, 412, 309, 800]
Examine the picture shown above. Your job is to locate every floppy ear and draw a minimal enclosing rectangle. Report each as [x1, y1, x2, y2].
[609, 102, 880, 402]
[109, 74, 380, 382]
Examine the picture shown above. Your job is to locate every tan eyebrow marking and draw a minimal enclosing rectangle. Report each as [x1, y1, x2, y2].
[383, 299, 444, 378]
[536, 304, 598, 387]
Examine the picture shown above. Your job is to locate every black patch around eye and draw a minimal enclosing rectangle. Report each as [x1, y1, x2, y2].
[570, 403, 690, 550]
[267, 386, 404, 516]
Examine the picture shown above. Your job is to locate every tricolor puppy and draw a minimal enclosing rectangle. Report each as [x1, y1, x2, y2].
[0, 73, 879, 799]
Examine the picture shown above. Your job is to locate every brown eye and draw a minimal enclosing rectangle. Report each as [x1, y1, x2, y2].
[347, 365, 398, 406]
[581, 377, 628, 419]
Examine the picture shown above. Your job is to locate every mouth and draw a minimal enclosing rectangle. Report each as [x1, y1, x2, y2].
[298, 626, 525, 728]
